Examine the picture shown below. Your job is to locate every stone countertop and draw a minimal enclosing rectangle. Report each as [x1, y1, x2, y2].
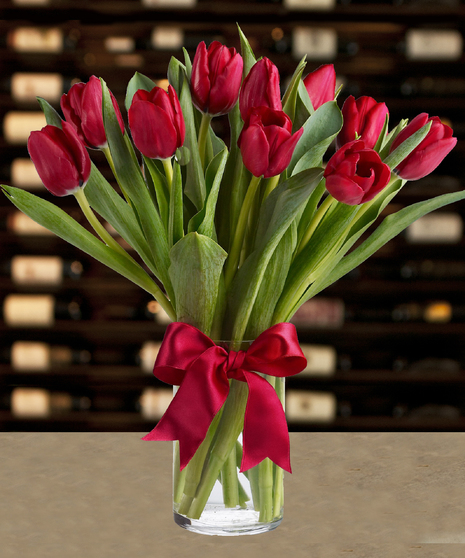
[1, 432, 464, 558]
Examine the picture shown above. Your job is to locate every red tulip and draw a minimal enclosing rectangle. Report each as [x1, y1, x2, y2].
[61, 75, 125, 149]
[337, 96, 389, 151]
[238, 106, 303, 178]
[190, 41, 243, 116]
[324, 140, 391, 205]
[303, 64, 336, 111]
[389, 113, 457, 181]
[27, 121, 91, 197]
[239, 57, 282, 121]
[128, 85, 185, 160]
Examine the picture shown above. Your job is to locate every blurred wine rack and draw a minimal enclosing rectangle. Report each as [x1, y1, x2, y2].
[1, 0, 465, 432]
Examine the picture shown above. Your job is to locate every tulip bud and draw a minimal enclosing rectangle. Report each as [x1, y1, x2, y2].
[128, 85, 185, 160]
[238, 106, 303, 179]
[61, 75, 125, 149]
[27, 121, 91, 197]
[190, 41, 243, 117]
[389, 113, 457, 181]
[239, 57, 282, 121]
[303, 64, 336, 111]
[336, 96, 389, 150]
[324, 140, 391, 205]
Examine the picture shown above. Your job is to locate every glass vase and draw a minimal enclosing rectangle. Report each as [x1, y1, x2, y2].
[171, 338, 286, 536]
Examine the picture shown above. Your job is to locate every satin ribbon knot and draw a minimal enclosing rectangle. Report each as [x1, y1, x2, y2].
[142, 322, 307, 473]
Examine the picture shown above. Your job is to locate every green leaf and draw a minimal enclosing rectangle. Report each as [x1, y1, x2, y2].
[179, 76, 206, 210]
[383, 120, 431, 170]
[169, 160, 184, 247]
[237, 24, 257, 77]
[289, 101, 343, 176]
[143, 156, 170, 229]
[293, 80, 314, 131]
[125, 72, 156, 112]
[2, 185, 158, 296]
[168, 56, 187, 97]
[101, 78, 172, 296]
[37, 97, 63, 128]
[295, 188, 465, 315]
[183, 47, 193, 82]
[282, 56, 307, 124]
[198, 147, 228, 238]
[169, 232, 227, 334]
[229, 168, 324, 341]
[85, 162, 159, 277]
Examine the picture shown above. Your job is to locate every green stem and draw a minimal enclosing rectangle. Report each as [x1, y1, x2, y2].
[173, 441, 187, 505]
[224, 174, 262, 290]
[295, 194, 335, 257]
[162, 158, 173, 193]
[221, 445, 239, 508]
[261, 174, 280, 203]
[186, 380, 249, 519]
[258, 458, 274, 523]
[198, 113, 213, 170]
[272, 466, 284, 519]
[102, 146, 131, 204]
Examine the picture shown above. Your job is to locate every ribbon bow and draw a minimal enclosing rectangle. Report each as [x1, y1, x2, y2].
[142, 322, 307, 473]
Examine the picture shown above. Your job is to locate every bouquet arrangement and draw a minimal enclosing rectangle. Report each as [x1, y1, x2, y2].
[2, 27, 461, 532]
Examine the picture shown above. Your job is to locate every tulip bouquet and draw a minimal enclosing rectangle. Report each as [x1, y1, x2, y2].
[2, 27, 462, 532]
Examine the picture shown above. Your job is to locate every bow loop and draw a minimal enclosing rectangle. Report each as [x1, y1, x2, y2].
[142, 322, 307, 473]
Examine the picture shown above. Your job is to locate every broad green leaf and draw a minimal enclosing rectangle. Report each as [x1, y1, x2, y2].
[293, 80, 314, 131]
[228, 168, 323, 341]
[101, 78, 172, 296]
[2, 185, 159, 297]
[292, 188, 465, 318]
[198, 147, 228, 238]
[169, 232, 227, 334]
[289, 101, 343, 176]
[183, 47, 193, 82]
[37, 97, 62, 128]
[125, 72, 156, 112]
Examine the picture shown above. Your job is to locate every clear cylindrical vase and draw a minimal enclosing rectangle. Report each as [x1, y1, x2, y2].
[172, 366, 286, 536]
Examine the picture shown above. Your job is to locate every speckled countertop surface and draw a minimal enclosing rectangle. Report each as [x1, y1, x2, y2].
[1, 432, 465, 558]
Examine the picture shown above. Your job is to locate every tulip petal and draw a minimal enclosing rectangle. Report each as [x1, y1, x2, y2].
[129, 101, 178, 159]
[303, 64, 336, 110]
[191, 42, 211, 113]
[326, 174, 365, 206]
[265, 128, 303, 178]
[239, 125, 270, 178]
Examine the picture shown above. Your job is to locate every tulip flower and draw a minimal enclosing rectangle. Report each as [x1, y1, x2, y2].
[303, 64, 336, 111]
[190, 41, 243, 117]
[238, 106, 303, 179]
[324, 139, 391, 205]
[128, 85, 185, 160]
[27, 121, 91, 197]
[336, 96, 389, 151]
[61, 75, 125, 149]
[239, 57, 282, 121]
[390, 113, 457, 181]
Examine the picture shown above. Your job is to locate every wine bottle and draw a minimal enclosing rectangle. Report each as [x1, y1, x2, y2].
[284, 0, 336, 9]
[139, 341, 163, 373]
[141, 0, 197, 7]
[7, 27, 64, 53]
[405, 28, 463, 61]
[9, 387, 91, 418]
[6, 341, 91, 371]
[12, 0, 52, 5]
[3, 111, 47, 145]
[139, 387, 173, 420]
[298, 344, 337, 376]
[292, 26, 339, 60]
[291, 298, 345, 328]
[8, 72, 77, 104]
[0, 211, 55, 236]
[286, 389, 337, 422]
[2, 255, 84, 285]
[400, 259, 465, 280]
[3, 293, 87, 327]
[150, 26, 184, 51]
[99, 298, 168, 322]
[405, 212, 463, 244]
[392, 356, 461, 374]
[9, 158, 44, 190]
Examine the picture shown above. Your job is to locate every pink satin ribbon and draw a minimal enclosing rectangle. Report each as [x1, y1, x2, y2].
[142, 322, 307, 473]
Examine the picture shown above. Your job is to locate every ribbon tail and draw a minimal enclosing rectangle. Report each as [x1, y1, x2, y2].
[142, 349, 230, 470]
[240, 371, 291, 474]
